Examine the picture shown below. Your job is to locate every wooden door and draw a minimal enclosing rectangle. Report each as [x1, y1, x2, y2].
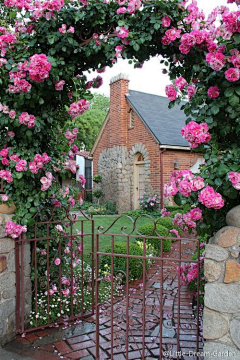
[134, 163, 145, 210]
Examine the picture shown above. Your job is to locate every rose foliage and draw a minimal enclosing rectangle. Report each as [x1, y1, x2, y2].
[0, 0, 239, 236]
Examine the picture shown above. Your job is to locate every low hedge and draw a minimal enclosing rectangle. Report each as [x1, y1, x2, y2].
[136, 223, 172, 254]
[165, 205, 182, 212]
[100, 242, 148, 281]
[170, 209, 185, 218]
[122, 209, 161, 219]
[156, 217, 181, 234]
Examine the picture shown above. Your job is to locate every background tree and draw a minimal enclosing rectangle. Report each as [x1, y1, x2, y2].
[74, 94, 109, 151]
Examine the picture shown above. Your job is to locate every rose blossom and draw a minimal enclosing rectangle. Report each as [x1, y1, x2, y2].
[54, 258, 61, 266]
[165, 84, 177, 101]
[225, 68, 239, 82]
[1, 194, 9, 201]
[207, 86, 220, 99]
[55, 224, 63, 232]
[161, 15, 171, 28]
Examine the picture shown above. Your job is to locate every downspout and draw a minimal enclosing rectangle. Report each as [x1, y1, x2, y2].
[160, 148, 166, 209]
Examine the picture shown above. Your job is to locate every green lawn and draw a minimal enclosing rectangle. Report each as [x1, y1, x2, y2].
[74, 215, 152, 264]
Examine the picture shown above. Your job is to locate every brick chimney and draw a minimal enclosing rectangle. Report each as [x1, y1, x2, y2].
[109, 73, 129, 147]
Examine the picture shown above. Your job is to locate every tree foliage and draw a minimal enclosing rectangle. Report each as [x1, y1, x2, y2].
[74, 94, 109, 151]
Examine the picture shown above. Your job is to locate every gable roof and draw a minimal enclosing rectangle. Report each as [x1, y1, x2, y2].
[126, 90, 189, 147]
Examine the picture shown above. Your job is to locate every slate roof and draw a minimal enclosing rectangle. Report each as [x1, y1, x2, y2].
[126, 90, 189, 147]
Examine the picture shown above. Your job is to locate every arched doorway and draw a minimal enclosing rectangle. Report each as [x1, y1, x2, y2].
[134, 153, 145, 209]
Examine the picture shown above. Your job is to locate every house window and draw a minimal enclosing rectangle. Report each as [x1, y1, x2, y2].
[85, 159, 92, 190]
[129, 109, 134, 129]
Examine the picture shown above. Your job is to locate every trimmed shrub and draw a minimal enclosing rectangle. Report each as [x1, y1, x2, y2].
[136, 223, 172, 253]
[165, 205, 182, 212]
[156, 217, 182, 234]
[170, 209, 185, 218]
[122, 209, 161, 219]
[100, 242, 147, 281]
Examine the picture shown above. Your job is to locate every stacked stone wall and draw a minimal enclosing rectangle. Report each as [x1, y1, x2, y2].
[0, 213, 31, 346]
[98, 143, 155, 213]
[203, 205, 240, 358]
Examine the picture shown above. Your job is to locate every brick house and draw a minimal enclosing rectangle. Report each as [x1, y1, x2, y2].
[90, 74, 202, 213]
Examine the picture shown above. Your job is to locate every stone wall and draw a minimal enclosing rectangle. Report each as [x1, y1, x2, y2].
[203, 205, 240, 358]
[0, 213, 31, 346]
[98, 144, 156, 213]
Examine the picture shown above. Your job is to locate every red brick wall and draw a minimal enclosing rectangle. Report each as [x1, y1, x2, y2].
[162, 150, 201, 185]
[92, 77, 202, 202]
[126, 104, 161, 194]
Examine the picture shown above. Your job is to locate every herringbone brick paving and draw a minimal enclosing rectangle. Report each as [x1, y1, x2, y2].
[4, 239, 203, 359]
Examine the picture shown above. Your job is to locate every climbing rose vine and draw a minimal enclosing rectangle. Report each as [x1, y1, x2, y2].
[0, 0, 239, 236]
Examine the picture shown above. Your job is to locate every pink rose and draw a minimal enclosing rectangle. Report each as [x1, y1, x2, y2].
[207, 86, 220, 99]
[54, 258, 61, 266]
[225, 68, 239, 82]
[161, 15, 171, 28]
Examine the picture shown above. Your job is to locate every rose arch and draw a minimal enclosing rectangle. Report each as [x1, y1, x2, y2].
[0, 0, 239, 235]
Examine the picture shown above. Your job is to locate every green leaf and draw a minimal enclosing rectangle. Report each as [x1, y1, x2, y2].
[154, 23, 160, 30]
[224, 88, 234, 97]
[214, 178, 222, 186]
[233, 33, 240, 44]
[211, 106, 219, 115]
[133, 43, 140, 51]
[15, 173, 23, 180]
[193, 64, 200, 72]
[229, 95, 239, 107]
[235, 87, 240, 96]
[173, 193, 183, 206]
[39, 98, 44, 105]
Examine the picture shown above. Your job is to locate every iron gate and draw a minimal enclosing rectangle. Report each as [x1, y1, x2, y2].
[15, 207, 95, 333]
[15, 212, 203, 359]
[95, 215, 203, 359]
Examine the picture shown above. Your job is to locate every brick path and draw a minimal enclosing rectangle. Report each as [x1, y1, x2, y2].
[4, 239, 203, 359]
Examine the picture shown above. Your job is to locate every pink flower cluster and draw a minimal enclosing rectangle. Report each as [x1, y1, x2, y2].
[0, 170, 13, 183]
[54, 80, 65, 90]
[78, 174, 86, 186]
[64, 128, 78, 146]
[115, 45, 123, 58]
[5, 221, 27, 239]
[29, 153, 51, 174]
[161, 15, 171, 28]
[40, 172, 53, 191]
[68, 144, 79, 159]
[206, 51, 226, 71]
[86, 75, 103, 90]
[68, 99, 89, 120]
[28, 54, 51, 83]
[207, 86, 220, 99]
[15, 160, 27, 172]
[175, 76, 187, 90]
[198, 186, 224, 209]
[179, 263, 198, 286]
[0, 194, 9, 202]
[0, 28, 16, 57]
[173, 208, 203, 230]
[19, 112, 35, 127]
[0, 103, 17, 121]
[164, 170, 205, 198]
[181, 121, 211, 149]
[60, 186, 69, 198]
[59, 24, 74, 33]
[161, 27, 181, 45]
[165, 85, 177, 101]
[116, 26, 129, 39]
[161, 208, 171, 218]
[228, 172, 240, 190]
